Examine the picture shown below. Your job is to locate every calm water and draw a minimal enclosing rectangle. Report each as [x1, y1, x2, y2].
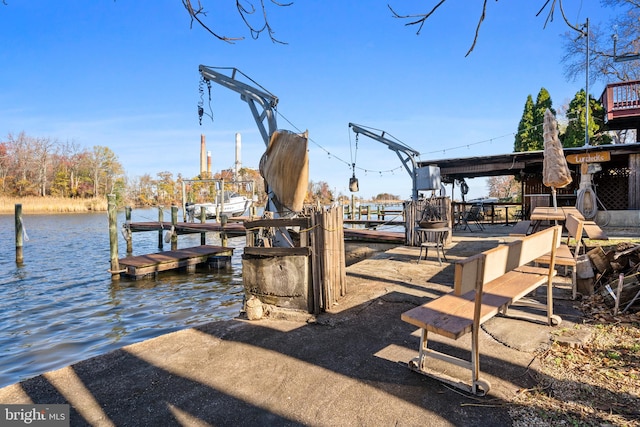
[0, 208, 245, 388]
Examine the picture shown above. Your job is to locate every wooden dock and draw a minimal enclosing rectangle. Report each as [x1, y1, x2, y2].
[128, 220, 406, 243]
[343, 228, 405, 244]
[128, 221, 246, 238]
[343, 219, 404, 228]
[118, 245, 233, 279]
[117, 214, 406, 280]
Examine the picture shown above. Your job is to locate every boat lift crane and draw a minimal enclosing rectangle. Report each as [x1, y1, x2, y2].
[348, 123, 422, 201]
[199, 66, 278, 148]
[198, 65, 297, 247]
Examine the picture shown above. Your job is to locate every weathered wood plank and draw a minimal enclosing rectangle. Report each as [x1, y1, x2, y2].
[243, 247, 312, 257]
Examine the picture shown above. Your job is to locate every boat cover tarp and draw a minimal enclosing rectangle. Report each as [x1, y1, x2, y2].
[260, 130, 309, 212]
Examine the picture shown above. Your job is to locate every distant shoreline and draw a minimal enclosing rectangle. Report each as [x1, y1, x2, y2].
[0, 196, 108, 214]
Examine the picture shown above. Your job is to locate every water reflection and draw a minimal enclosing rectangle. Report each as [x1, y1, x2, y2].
[0, 209, 244, 388]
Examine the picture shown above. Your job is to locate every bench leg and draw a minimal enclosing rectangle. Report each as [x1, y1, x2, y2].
[408, 329, 491, 396]
[546, 277, 562, 326]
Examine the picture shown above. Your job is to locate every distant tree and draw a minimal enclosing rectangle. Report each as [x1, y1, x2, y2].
[562, 89, 612, 147]
[87, 146, 124, 197]
[306, 180, 333, 205]
[373, 193, 400, 202]
[0, 141, 9, 193]
[514, 95, 536, 152]
[156, 171, 177, 205]
[487, 176, 520, 200]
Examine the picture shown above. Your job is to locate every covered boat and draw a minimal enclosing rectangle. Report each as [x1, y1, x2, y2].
[186, 191, 253, 220]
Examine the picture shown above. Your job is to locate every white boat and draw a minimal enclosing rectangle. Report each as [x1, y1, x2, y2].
[186, 191, 253, 220]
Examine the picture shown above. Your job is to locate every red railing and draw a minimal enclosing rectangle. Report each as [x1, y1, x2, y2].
[601, 80, 640, 121]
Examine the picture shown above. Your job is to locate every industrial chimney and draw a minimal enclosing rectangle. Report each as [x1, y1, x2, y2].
[207, 151, 212, 176]
[200, 134, 207, 177]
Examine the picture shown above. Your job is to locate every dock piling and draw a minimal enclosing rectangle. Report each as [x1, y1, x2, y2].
[108, 194, 120, 280]
[220, 214, 228, 247]
[158, 207, 164, 250]
[125, 206, 133, 255]
[15, 204, 23, 265]
[200, 207, 207, 245]
[171, 206, 178, 251]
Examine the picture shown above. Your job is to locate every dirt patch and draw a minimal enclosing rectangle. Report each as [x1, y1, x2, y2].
[509, 300, 640, 426]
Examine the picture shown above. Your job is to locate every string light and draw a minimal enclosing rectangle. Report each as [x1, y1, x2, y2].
[276, 110, 551, 178]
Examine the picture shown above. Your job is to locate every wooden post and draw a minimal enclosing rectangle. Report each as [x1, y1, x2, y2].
[350, 195, 355, 222]
[220, 214, 228, 247]
[108, 194, 120, 280]
[171, 205, 178, 251]
[125, 206, 133, 255]
[200, 207, 207, 245]
[15, 204, 24, 265]
[158, 207, 164, 250]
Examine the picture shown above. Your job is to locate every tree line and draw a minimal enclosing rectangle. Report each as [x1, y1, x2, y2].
[0, 132, 342, 208]
[0, 132, 124, 200]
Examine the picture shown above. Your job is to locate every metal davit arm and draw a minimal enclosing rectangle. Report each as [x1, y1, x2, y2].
[198, 66, 279, 147]
[348, 123, 421, 201]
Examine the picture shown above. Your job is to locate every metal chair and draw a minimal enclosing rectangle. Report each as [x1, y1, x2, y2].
[459, 204, 485, 231]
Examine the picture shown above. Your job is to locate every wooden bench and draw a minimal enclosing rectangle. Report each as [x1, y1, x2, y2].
[401, 225, 562, 396]
[535, 214, 584, 300]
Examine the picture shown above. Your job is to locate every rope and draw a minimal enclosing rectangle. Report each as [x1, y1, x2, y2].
[20, 217, 30, 242]
[576, 187, 598, 219]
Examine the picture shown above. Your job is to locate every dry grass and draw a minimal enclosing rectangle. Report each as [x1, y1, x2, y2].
[510, 301, 640, 426]
[0, 196, 108, 214]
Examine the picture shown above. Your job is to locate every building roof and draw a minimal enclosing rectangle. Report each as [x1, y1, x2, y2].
[418, 143, 640, 183]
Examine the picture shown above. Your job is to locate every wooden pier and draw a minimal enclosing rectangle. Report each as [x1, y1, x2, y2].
[128, 221, 246, 238]
[118, 245, 233, 279]
[108, 201, 412, 281]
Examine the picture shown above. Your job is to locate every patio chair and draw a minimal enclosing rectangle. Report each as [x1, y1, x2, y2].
[535, 213, 584, 299]
[458, 204, 485, 231]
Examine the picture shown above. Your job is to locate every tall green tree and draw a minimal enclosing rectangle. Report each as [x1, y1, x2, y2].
[531, 88, 555, 151]
[514, 88, 555, 152]
[514, 95, 535, 152]
[562, 89, 612, 147]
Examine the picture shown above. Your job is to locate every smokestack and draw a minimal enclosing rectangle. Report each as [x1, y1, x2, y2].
[207, 151, 211, 175]
[235, 132, 241, 180]
[200, 134, 207, 176]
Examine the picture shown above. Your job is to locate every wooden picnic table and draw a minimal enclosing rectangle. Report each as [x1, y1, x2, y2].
[530, 206, 585, 222]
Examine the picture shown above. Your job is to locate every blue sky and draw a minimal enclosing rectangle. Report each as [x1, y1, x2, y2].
[1, 1, 615, 200]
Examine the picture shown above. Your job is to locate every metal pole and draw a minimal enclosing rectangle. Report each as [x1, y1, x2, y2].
[584, 18, 590, 147]
[15, 204, 23, 265]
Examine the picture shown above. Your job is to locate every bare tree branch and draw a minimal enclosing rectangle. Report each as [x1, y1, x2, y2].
[182, 0, 244, 42]
[536, 0, 585, 34]
[182, 0, 291, 44]
[236, 0, 291, 44]
[388, 0, 447, 36]
[389, 0, 604, 56]
[464, 0, 488, 57]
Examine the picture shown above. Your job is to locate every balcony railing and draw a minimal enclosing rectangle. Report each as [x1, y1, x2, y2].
[601, 80, 640, 119]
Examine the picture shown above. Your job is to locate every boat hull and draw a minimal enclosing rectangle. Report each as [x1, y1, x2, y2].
[186, 197, 252, 220]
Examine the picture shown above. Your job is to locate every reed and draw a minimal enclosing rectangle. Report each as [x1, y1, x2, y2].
[0, 196, 108, 214]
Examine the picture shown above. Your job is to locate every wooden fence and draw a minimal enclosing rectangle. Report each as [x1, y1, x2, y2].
[244, 205, 346, 314]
